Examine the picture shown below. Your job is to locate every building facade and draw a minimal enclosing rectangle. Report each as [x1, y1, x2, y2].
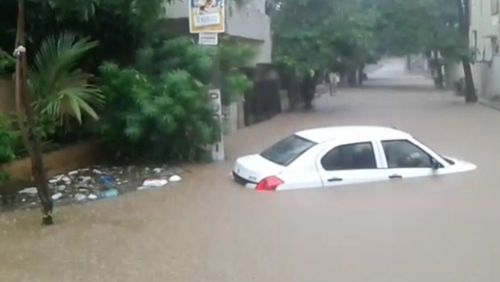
[448, 0, 500, 99]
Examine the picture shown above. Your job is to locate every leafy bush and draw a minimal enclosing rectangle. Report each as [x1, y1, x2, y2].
[98, 63, 219, 161]
[137, 36, 255, 106]
[136, 37, 213, 83]
[0, 114, 19, 164]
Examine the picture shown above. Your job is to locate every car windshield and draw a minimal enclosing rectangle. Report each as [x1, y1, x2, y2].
[261, 135, 316, 166]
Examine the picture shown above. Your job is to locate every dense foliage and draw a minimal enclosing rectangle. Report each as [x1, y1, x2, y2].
[0, 0, 166, 70]
[270, 0, 476, 98]
[270, 0, 379, 80]
[98, 62, 219, 161]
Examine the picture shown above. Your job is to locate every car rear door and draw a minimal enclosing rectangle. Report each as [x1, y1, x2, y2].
[316, 141, 387, 188]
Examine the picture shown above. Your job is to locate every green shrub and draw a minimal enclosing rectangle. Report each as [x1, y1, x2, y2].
[137, 36, 255, 106]
[98, 63, 219, 161]
[136, 37, 213, 84]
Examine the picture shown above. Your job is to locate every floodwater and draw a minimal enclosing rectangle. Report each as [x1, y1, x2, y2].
[1, 59, 500, 282]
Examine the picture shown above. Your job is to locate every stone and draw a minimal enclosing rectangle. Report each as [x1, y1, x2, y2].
[92, 169, 103, 175]
[19, 187, 38, 194]
[169, 175, 182, 182]
[68, 170, 79, 176]
[74, 193, 87, 201]
[56, 185, 67, 192]
[153, 168, 162, 174]
[88, 194, 98, 200]
[51, 193, 63, 201]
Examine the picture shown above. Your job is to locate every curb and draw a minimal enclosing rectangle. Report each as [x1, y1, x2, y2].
[479, 98, 500, 112]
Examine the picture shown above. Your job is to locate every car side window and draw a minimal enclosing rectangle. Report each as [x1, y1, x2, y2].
[382, 140, 433, 168]
[321, 142, 377, 171]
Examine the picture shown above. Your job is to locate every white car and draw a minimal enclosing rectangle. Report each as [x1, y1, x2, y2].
[232, 126, 476, 191]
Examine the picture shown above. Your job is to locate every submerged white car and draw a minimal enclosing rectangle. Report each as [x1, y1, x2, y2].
[232, 126, 476, 191]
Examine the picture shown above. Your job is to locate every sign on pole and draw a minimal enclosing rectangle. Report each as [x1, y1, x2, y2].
[209, 89, 225, 161]
[198, 32, 219, 45]
[189, 0, 225, 34]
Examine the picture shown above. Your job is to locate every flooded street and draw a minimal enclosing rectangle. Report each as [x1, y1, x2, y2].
[1, 60, 500, 282]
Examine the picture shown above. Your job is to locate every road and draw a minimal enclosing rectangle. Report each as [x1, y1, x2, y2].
[1, 59, 500, 282]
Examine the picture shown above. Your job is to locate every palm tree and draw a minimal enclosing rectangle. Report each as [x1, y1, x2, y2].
[30, 33, 104, 127]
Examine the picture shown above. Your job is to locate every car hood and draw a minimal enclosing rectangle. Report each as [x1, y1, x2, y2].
[444, 156, 477, 173]
[233, 154, 285, 185]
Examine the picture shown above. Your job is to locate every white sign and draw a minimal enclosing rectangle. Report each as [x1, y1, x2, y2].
[209, 89, 224, 161]
[189, 0, 225, 34]
[196, 13, 221, 27]
[198, 33, 219, 45]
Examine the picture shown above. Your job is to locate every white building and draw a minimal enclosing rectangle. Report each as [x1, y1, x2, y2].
[448, 0, 500, 99]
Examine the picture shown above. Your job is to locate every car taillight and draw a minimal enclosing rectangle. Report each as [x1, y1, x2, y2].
[256, 176, 284, 191]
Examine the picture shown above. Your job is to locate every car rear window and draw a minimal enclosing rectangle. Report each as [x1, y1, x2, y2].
[260, 135, 316, 166]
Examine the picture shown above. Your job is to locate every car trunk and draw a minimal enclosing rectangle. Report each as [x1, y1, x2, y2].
[233, 154, 284, 187]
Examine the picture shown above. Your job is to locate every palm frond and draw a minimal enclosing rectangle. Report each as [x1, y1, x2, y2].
[30, 32, 101, 126]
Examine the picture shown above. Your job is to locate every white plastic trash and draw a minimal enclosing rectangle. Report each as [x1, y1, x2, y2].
[169, 175, 182, 182]
[51, 193, 63, 201]
[142, 179, 168, 187]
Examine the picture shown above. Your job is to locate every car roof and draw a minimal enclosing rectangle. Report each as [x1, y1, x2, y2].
[295, 126, 411, 143]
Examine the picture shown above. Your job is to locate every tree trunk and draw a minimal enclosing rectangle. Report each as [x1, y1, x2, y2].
[457, 0, 478, 103]
[15, 0, 54, 225]
[357, 65, 365, 86]
[433, 50, 444, 89]
[461, 58, 477, 102]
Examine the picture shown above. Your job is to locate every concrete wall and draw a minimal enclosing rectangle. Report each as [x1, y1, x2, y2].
[1, 141, 107, 181]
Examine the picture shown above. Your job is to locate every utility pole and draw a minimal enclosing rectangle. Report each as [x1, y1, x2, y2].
[14, 0, 54, 225]
[190, 0, 226, 161]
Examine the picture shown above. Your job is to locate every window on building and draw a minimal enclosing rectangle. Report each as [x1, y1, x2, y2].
[492, 37, 499, 55]
[492, 0, 499, 15]
[473, 30, 478, 54]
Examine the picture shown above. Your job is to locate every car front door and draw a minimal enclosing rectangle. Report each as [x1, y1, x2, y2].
[317, 141, 387, 188]
[379, 139, 439, 180]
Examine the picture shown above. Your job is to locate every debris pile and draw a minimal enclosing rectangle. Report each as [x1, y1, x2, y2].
[1, 165, 184, 210]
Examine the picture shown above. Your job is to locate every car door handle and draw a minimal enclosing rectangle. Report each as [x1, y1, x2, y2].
[328, 177, 343, 182]
[389, 174, 402, 179]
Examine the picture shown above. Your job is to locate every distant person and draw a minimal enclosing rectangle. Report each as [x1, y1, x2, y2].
[302, 69, 316, 109]
[328, 71, 340, 96]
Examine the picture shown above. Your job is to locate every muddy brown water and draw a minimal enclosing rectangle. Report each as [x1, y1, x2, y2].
[1, 61, 500, 281]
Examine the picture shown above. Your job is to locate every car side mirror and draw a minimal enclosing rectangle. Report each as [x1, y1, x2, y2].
[431, 159, 440, 170]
